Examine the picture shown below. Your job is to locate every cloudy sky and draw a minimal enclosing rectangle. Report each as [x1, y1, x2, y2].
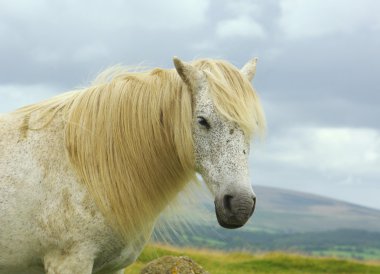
[1, 0, 379, 209]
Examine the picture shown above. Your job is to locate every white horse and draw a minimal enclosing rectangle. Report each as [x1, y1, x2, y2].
[0, 57, 265, 274]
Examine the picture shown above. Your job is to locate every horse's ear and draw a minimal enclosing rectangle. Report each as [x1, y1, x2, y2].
[173, 57, 203, 88]
[241, 58, 258, 81]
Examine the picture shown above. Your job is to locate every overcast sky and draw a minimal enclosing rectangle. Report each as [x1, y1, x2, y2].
[1, 0, 379, 209]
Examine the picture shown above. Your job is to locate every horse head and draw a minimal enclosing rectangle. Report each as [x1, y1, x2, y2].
[173, 57, 264, 229]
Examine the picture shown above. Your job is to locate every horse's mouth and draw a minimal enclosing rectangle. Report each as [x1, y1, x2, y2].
[215, 210, 244, 229]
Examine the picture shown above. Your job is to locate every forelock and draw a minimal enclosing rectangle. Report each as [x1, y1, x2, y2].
[192, 59, 266, 138]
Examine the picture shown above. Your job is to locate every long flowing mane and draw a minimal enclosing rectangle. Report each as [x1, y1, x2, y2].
[14, 59, 265, 241]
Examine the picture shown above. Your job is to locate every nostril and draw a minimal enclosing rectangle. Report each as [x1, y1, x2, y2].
[223, 195, 233, 212]
[250, 197, 257, 217]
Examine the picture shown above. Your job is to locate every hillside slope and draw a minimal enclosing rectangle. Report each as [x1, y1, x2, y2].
[253, 186, 380, 232]
[153, 186, 380, 260]
[178, 185, 380, 233]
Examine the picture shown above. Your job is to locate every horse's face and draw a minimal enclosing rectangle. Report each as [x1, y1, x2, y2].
[192, 88, 255, 229]
[174, 57, 258, 229]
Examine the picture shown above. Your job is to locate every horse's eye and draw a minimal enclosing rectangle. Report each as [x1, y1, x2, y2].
[197, 116, 210, 129]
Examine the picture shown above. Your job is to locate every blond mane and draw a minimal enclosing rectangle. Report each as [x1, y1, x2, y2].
[14, 59, 265, 241]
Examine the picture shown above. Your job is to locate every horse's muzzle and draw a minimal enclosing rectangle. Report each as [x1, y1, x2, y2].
[214, 193, 256, 229]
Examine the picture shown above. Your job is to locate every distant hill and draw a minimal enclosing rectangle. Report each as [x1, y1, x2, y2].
[172, 185, 380, 233]
[252, 186, 380, 233]
[153, 185, 380, 260]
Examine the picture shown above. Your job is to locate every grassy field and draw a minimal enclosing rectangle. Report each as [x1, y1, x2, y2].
[124, 244, 380, 274]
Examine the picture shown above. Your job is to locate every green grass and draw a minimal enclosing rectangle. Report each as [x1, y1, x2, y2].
[124, 244, 380, 274]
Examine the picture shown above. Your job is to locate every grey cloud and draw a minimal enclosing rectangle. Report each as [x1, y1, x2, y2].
[0, 0, 379, 209]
